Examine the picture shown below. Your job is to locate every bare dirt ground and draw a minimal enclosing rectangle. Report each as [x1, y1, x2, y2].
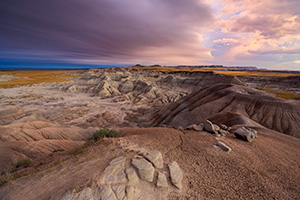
[1, 127, 300, 200]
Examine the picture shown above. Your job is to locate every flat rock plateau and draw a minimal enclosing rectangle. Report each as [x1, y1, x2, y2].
[0, 67, 300, 200]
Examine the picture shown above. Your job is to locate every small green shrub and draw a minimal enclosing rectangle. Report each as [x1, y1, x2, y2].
[15, 158, 31, 169]
[92, 128, 117, 141]
[9, 158, 32, 173]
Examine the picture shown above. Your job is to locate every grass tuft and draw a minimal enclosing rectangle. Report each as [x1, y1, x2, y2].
[92, 128, 117, 141]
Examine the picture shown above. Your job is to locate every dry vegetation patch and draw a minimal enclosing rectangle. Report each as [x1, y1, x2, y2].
[254, 87, 300, 100]
[0, 70, 82, 88]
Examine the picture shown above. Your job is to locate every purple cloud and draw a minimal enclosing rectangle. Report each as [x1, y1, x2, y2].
[0, 0, 214, 65]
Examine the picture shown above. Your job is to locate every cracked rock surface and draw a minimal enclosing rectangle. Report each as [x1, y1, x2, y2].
[62, 143, 183, 200]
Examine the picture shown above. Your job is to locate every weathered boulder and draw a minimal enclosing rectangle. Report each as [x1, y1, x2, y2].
[214, 124, 220, 132]
[132, 156, 155, 182]
[125, 167, 139, 185]
[61, 187, 95, 200]
[112, 185, 126, 200]
[186, 124, 195, 130]
[219, 129, 229, 136]
[157, 172, 168, 188]
[186, 124, 203, 131]
[216, 141, 232, 152]
[99, 156, 127, 185]
[126, 185, 138, 199]
[99, 186, 117, 200]
[203, 120, 216, 134]
[76, 188, 95, 200]
[219, 124, 228, 130]
[178, 126, 184, 131]
[168, 161, 183, 190]
[234, 127, 257, 142]
[145, 150, 164, 169]
[193, 125, 203, 131]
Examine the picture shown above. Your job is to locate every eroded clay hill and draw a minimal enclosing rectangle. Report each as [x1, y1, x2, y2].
[0, 106, 95, 172]
[152, 83, 300, 138]
[56, 68, 245, 105]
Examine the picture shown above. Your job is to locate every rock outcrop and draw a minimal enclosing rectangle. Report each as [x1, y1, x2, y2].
[63, 144, 183, 200]
[99, 156, 127, 185]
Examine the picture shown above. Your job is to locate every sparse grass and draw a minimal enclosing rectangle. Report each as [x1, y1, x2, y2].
[0, 172, 14, 186]
[254, 87, 300, 100]
[0, 156, 70, 186]
[92, 128, 117, 141]
[0, 70, 82, 88]
[69, 141, 95, 157]
[0, 158, 33, 186]
[68, 128, 118, 158]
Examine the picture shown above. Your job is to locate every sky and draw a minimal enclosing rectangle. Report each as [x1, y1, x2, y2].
[0, 0, 300, 70]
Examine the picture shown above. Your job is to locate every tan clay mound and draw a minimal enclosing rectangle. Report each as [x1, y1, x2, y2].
[1, 127, 299, 199]
[0, 114, 94, 172]
[0, 140, 85, 172]
[152, 83, 300, 138]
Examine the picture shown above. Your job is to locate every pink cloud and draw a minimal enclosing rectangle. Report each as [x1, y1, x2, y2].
[213, 38, 239, 44]
[215, 0, 300, 62]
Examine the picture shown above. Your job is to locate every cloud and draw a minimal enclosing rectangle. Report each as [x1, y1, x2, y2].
[0, 0, 214, 65]
[213, 38, 239, 44]
[268, 60, 300, 70]
[249, 48, 300, 55]
[214, 0, 300, 65]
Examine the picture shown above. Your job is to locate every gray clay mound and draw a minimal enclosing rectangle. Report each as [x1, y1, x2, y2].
[152, 83, 300, 138]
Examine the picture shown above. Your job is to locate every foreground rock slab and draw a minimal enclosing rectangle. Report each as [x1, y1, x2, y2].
[62, 143, 184, 200]
[145, 150, 164, 169]
[132, 156, 155, 182]
[169, 161, 183, 190]
[99, 156, 127, 185]
[157, 172, 168, 188]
